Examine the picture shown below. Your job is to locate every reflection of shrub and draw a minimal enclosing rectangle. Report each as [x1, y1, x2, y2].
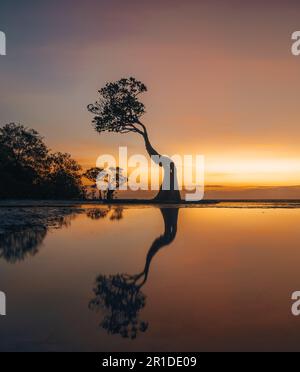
[86, 207, 123, 221]
[109, 207, 123, 220]
[0, 227, 46, 263]
[0, 207, 81, 263]
[89, 274, 148, 339]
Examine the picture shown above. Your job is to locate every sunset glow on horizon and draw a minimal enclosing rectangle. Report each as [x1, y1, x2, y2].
[1, 0, 300, 197]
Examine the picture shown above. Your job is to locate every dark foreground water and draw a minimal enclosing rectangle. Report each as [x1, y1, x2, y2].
[1, 203, 300, 351]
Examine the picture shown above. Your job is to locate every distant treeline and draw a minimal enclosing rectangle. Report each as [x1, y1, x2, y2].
[0, 123, 85, 199]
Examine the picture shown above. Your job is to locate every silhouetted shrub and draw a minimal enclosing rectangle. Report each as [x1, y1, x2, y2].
[0, 123, 85, 199]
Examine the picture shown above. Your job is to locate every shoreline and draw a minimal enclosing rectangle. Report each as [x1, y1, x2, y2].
[1, 199, 300, 208]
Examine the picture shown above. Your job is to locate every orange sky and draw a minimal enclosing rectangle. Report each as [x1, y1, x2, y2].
[1, 0, 300, 195]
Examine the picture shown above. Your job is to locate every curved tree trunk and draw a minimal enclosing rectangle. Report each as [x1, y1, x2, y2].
[135, 208, 179, 286]
[140, 125, 181, 203]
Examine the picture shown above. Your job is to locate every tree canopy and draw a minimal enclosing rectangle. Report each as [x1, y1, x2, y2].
[0, 123, 85, 199]
[96, 167, 127, 200]
[83, 167, 103, 183]
[87, 77, 147, 135]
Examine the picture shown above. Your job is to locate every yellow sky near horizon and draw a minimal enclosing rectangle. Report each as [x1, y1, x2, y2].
[78, 148, 300, 188]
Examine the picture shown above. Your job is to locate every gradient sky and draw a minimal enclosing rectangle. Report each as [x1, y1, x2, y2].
[1, 0, 300, 195]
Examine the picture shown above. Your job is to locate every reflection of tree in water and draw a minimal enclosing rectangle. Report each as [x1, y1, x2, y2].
[110, 207, 123, 221]
[86, 206, 124, 221]
[89, 207, 179, 339]
[0, 207, 80, 263]
[89, 274, 148, 339]
[0, 227, 47, 264]
[0, 207, 124, 264]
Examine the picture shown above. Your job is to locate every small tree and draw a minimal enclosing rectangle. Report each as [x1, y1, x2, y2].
[83, 167, 103, 200]
[47, 152, 85, 199]
[97, 167, 127, 201]
[88, 77, 181, 202]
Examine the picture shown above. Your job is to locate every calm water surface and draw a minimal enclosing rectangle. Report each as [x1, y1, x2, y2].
[1, 204, 300, 351]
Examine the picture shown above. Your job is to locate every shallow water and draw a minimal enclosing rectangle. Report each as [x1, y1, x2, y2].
[1, 204, 300, 351]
